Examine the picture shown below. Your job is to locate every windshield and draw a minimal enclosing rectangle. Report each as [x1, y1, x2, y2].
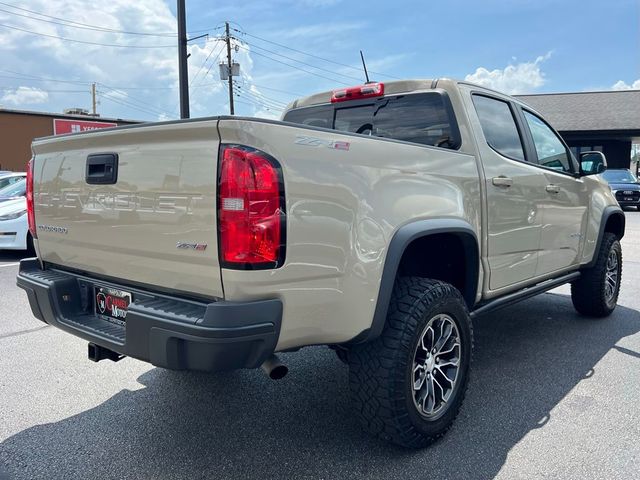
[602, 169, 637, 183]
[0, 178, 26, 198]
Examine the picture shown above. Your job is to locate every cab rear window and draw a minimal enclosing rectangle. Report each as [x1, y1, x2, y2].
[283, 92, 461, 150]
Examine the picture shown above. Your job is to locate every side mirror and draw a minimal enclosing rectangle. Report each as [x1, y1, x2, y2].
[579, 151, 607, 176]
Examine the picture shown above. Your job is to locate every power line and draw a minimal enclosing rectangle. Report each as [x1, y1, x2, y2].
[233, 95, 283, 113]
[0, 23, 176, 48]
[98, 85, 176, 117]
[190, 41, 225, 86]
[233, 28, 402, 80]
[0, 86, 88, 93]
[234, 86, 286, 111]
[97, 91, 173, 118]
[0, 69, 303, 99]
[98, 93, 160, 118]
[0, 6, 178, 37]
[228, 81, 283, 112]
[242, 40, 364, 83]
[0, 70, 212, 91]
[0, 1, 218, 37]
[0, 70, 91, 85]
[197, 42, 228, 87]
[234, 82, 288, 108]
[237, 44, 351, 86]
[245, 82, 304, 98]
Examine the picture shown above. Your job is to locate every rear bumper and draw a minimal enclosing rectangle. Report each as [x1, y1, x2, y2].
[16, 259, 282, 372]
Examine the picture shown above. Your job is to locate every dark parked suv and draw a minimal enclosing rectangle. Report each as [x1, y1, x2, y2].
[601, 169, 640, 209]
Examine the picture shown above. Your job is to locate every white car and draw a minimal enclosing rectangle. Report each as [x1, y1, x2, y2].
[0, 193, 29, 251]
[0, 172, 26, 191]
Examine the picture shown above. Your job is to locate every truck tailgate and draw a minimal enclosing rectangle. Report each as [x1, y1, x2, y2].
[31, 120, 223, 299]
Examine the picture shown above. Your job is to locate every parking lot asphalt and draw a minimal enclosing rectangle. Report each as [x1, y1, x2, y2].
[1, 214, 640, 480]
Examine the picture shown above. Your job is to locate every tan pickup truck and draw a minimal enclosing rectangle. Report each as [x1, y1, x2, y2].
[17, 79, 624, 448]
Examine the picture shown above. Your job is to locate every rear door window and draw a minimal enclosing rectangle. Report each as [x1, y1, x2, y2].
[472, 95, 525, 161]
[372, 94, 458, 148]
[283, 92, 460, 150]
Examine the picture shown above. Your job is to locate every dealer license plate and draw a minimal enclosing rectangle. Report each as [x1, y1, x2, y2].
[95, 286, 132, 326]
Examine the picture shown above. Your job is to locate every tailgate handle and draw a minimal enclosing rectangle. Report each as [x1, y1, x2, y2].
[86, 153, 118, 185]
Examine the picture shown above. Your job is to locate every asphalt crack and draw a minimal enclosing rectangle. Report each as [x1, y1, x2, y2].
[0, 325, 50, 340]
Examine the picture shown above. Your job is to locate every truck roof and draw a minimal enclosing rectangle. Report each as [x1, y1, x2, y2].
[284, 78, 543, 121]
[286, 79, 443, 111]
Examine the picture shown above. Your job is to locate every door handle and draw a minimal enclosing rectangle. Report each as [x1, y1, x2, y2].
[86, 153, 118, 185]
[545, 184, 560, 194]
[492, 176, 513, 187]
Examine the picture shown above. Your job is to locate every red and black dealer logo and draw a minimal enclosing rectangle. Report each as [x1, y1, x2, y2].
[95, 287, 131, 325]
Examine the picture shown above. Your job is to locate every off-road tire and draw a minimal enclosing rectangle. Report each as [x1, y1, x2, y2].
[348, 277, 473, 448]
[571, 232, 622, 317]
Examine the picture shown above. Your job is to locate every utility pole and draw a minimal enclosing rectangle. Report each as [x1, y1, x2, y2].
[91, 82, 97, 116]
[177, 0, 190, 118]
[225, 21, 234, 115]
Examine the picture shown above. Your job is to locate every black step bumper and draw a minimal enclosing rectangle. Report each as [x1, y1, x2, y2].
[16, 259, 282, 372]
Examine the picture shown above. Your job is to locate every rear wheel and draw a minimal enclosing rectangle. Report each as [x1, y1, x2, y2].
[571, 232, 622, 317]
[348, 277, 472, 448]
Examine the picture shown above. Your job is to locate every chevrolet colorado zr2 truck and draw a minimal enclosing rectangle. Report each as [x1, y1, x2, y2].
[17, 79, 625, 448]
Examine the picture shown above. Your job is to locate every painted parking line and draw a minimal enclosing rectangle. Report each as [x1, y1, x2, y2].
[0, 262, 20, 268]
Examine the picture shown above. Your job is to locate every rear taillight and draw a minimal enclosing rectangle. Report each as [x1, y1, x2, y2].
[26, 158, 36, 238]
[331, 82, 384, 103]
[218, 145, 285, 269]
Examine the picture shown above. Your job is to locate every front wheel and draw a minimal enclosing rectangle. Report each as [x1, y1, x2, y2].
[571, 232, 622, 317]
[348, 277, 473, 448]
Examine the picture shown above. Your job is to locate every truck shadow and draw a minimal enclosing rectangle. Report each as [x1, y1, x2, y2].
[1, 293, 640, 479]
[0, 251, 30, 262]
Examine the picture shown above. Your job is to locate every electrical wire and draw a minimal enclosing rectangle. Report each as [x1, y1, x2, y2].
[0, 70, 91, 85]
[190, 41, 225, 86]
[0, 1, 219, 37]
[234, 82, 288, 108]
[234, 87, 286, 111]
[236, 44, 351, 86]
[98, 85, 176, 117]
[233, 28, 402, 80]
[0, 86, 88, 93]
[0, 23, 176, 48]
[198, 46, 227, 85]
[242, 40, 364, 83]
[245, 82, 304, 98]
[97, 91, 173, 118]
[233, 95, 282, 113]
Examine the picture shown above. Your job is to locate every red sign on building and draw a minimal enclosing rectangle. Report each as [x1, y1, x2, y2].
[53, 118, 117, 135]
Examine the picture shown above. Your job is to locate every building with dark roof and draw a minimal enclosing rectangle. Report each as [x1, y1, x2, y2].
[0, 108, 140, 172]
[516, 90, 640, 170]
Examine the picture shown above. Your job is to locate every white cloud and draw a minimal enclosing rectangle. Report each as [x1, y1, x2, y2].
[612, 79, 640, 90]
[0, 0, 271, 119]
[0, 0, 181, 119]
[1, 86, 49, 106]
[465, 52, 552, 94]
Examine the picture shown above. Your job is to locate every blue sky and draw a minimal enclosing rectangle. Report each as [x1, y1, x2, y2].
[0, 0, 637, 121]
